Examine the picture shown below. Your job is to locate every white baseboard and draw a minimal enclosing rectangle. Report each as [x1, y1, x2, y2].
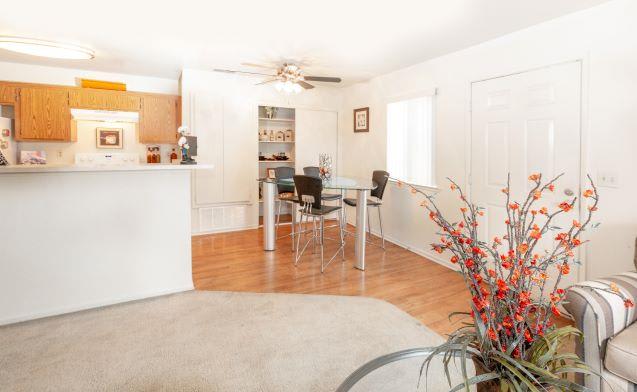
[192, 224, 259, 236]
[354, 224, 461, 272]
[0, 284, 194, 326]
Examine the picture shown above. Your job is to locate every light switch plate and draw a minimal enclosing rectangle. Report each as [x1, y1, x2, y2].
[597, 171, 619, 188]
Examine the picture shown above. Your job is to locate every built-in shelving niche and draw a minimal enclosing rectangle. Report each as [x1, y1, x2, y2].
[257, 106, 295, 224]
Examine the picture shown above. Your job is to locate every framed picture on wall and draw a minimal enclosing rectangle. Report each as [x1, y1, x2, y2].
[354, 107, 369, 132]
[96, 127, 123, 149]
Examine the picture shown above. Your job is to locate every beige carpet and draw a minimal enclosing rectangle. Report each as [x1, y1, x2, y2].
[0, 291, 469, 391]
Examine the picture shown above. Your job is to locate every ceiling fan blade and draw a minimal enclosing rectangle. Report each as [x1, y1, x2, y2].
[241, 62, 277, 70]
[298, 81, 315, 90]
[255, 79, 279, 86]
[213, 69, 276, 77]
[304, 76, 342, 83]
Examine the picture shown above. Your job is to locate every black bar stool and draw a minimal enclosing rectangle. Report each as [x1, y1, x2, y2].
[343, 170, 389, 249]
[303, 166, 342, 202]
[293, 175, 346, 272]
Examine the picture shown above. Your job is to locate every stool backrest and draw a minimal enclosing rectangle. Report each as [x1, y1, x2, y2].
[303, 166, 320, 178]
[293, 175, 323, 210]
[371, 170, 390, 200]
[275, 166, 295, 194]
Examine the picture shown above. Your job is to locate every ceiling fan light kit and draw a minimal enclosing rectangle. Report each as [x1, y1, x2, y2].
[214, 63, 342, 94]
[276, 80, 303, 94]
[0, 36, 94, 60]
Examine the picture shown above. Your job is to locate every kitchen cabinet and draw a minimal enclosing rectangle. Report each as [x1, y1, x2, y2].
[69, 88, 141, 112]
[0, 85, 17, 103]
[18, 87, 71, 141]
[139, 95, 179, 144]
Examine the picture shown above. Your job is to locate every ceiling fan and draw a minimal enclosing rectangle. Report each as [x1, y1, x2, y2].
[213, 63, 342, 93]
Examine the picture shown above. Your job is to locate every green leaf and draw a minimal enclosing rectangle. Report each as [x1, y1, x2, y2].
[516, 359, 559, 380]
[493, 357, 540, 392]
[553, 366, 600, 378]
[505, 372, 524, 392]
[540, 377, 595, 392]
[448, 373, 500, 392]
[448, 311, 471, 322]
[492, 351, 542, 386]
[461, 342, 469, 391]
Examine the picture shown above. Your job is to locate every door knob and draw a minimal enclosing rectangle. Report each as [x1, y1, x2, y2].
[564, 188, 574, 196]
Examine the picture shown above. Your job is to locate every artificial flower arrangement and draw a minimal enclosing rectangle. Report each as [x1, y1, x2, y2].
[397, 173, 634, 391]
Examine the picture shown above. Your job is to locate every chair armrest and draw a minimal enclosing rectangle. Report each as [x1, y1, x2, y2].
[563, 272, 637, 390]
[565, 272, 637, 348]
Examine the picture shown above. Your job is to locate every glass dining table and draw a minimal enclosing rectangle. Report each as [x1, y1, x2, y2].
[260, 176, 377, 270]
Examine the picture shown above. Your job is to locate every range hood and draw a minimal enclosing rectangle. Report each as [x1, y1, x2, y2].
[71, 109, 139, 123]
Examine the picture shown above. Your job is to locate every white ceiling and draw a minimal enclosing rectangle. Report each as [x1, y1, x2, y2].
[0, 0, 610, 85]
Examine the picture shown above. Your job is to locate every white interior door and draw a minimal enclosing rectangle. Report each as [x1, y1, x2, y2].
[295, 109, 338, 173]
[471, 61, 582, 288]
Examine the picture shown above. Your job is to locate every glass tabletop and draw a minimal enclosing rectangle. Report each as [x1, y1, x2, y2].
[261, 176, 377, 191]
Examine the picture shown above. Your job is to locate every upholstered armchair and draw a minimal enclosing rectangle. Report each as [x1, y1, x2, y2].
[564, 243, 637, 392]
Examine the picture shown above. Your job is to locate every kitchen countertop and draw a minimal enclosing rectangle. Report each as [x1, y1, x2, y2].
[0, 163, 213, 174]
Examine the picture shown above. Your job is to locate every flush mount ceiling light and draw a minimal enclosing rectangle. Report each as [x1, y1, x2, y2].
[0, 36, 94, 60]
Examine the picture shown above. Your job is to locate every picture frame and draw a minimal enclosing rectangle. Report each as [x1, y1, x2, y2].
[267, 168, 276, 179]
[354, 107, 369, 132]
[96, 127, 123, 149]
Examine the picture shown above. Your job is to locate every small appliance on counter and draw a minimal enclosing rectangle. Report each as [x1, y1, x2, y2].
[75, 153, 139, 166]
[177, 126, 197, 165]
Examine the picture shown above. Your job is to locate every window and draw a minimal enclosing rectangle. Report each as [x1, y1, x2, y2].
[386, 95, 435, 187]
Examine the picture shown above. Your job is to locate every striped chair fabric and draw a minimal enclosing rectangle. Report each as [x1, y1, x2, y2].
[564, 271, 637, 392]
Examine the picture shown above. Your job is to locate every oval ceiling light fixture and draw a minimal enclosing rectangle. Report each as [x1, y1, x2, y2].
[0, 36, 94, 60]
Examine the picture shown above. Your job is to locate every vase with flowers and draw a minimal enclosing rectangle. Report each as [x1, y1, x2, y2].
[395, 173, 634, 391]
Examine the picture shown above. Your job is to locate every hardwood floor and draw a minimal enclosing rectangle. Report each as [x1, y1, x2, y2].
[192, 223, 471, 335]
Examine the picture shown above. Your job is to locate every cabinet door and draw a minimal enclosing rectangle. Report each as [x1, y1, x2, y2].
[69, 89, 141, 111]
[0, 84, 17, 103]
[19, 87, 71, 141]
[139, 95, 179, 144]
[295, 109, 338, 174]
[192, 93, 224, 205]
[222, 98, 255, 203]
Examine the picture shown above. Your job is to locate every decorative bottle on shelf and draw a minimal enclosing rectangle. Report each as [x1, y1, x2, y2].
[170, 148, 178, 164]
[146, 147, 153, 164]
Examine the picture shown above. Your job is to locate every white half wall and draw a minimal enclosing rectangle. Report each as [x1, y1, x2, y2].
[340, 0, 637, 279]
[0, 169, 193, 325]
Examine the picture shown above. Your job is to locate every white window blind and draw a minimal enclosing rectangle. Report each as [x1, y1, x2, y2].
[386, 95, 434, 187]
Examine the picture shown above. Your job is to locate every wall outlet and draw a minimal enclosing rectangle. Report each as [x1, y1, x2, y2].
[57, 150, 63, 159]
[597, 171, 619, 188]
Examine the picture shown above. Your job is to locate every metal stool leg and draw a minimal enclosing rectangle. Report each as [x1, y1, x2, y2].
[291, 204, 296, 252]
[339, 213, 346, 261]
[275, 199, 282, 236]
[377, 206, 385, 250]
[320, 216, 325, 273]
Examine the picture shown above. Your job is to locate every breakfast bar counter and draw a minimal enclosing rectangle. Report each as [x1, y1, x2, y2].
[0, 164, 211, 325]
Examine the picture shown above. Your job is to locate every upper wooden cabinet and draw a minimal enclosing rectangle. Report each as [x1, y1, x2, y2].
[0, 85, 17, 103]
[0, 80, 180, 143]
[139, 95, 179, 144]
[18, 87, 71, 141]
[69, 89, 141, 112]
